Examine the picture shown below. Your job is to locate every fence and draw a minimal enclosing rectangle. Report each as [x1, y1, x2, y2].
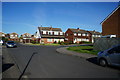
[93, 38, 120, 51]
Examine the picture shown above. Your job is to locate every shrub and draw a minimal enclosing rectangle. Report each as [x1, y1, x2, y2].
[54, 41, 57, 44]
[58, 40, 61, 44]
[60, 41, 64, 45]
[31, 40, 36, 44]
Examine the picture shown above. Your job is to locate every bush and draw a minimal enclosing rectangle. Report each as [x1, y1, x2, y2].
[58, 40, 61, 44]
[54, 41, 57, 44]
[60, 41, 64, 45]
[31, 40, 36, 44]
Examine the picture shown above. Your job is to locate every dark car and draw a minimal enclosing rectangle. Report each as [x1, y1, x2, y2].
[97, 45, 120, 67]
[6, 41, 17, 48]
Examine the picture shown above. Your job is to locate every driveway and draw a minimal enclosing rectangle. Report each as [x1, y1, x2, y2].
[2, 43, 120, 78]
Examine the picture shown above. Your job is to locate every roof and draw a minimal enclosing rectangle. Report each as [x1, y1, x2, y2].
[0, 32, 5, 35]
[69, 28, 89, 34]
[101, 5, 120, 25]
[88, 31, 101, 35]
[22, 33, 31, 36]
[9, 33, 18, 35]
[38, 27, 62, 32]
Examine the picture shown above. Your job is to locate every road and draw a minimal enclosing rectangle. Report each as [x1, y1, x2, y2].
[2, 43, 120, 78]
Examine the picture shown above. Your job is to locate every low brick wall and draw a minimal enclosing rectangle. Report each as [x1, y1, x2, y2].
[93, 38, 120, 51]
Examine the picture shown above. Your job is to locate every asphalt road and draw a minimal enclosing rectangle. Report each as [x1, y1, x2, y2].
[2, 43, 120, 78]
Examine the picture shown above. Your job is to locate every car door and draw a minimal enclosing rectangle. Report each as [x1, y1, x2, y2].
[107, 46, 120, 65]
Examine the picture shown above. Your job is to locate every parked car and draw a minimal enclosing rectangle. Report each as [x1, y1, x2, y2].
[97, 45, 120, 67]
[6, 41, 17, 48]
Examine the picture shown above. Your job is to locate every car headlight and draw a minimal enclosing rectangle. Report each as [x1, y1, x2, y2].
[8, 44, 12, 46]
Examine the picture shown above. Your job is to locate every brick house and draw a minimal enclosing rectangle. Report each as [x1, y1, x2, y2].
[65, 28, 90, 43]
[101, 5, 120, 38]
[9, 33, 19, 41]
[65, 28, 101, 43]
[34, 26, 64, 44]
[21, 33, 32, 43]
[87, 30, 101, 43]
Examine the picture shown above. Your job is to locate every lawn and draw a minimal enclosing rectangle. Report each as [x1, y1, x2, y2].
[67, 46, 100, 55]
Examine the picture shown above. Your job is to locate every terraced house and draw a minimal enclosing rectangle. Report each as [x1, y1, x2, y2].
[34, 26, 64, 44]
[65, 28, 101, 43]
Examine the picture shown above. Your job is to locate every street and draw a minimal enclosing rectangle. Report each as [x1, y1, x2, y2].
[2, 43, 120, 78]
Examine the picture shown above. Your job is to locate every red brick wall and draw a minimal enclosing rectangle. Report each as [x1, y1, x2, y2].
[65, 29, 74, 43]
[41, 38, 54, 44]
[102, 7, 120, 38]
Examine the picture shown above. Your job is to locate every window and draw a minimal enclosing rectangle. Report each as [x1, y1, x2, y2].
[60, 32, 63, 35]
[77, 38, 81, 41]
[82, 34, 86, 36]
[108, 46, 120, 53]
[78, 33, 81, 36]
[47, 39, 53, 42]
[54, 32, 59, 35]
[65, 38, 68, 40]
[43, 31, 46, 34]
[86, 34, 89, 36]
[74, 33, 77, 36]
[11, 35, 13, 37]
[66, 34, 68, 36]
[48, 32, 52, 35]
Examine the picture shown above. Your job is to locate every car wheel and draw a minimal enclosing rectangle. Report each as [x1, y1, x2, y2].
[99, 58, 108, 67]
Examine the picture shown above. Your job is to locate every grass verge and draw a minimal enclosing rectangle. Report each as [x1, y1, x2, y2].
[24, 43, 60, 46]
[67, 46, 100, 55]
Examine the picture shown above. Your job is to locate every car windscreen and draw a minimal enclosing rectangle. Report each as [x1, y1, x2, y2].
[7, 41, 15, 44]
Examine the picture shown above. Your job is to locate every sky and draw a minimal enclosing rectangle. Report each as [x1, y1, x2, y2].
[2, 2, 119, 35]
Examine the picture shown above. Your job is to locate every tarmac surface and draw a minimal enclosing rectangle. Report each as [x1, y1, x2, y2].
[2, 43, 120, 78]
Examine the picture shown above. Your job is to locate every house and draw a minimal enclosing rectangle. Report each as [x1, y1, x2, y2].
[21, 33, 32, 43]
[87, 30, 101, 43]
[35, 26, 64, 44]
[9, 32, 19, 41]
[101, 5, 120, 38]
[65, 28, 90, 43]
[0, 32, 6, 38]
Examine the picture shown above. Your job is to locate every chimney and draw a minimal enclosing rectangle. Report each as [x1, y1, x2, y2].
[77, 28, 79, 30]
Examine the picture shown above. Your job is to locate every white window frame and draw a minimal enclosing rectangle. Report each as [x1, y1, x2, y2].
[11, 35, 13, 37]
[74, 33, 77, 36]
[43, 31, 46, 34]
[78, 33, 81, 36]
[47, 39, 53, 42]
[54, 32, 59, 35]
[60, 32, 63, 35]
[82, 34, 86, 36]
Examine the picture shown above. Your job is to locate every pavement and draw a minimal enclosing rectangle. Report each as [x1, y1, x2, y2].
[56, 47, 97, 59]
[2, 45, 21, 78]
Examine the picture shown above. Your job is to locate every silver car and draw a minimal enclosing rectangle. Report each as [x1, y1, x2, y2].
[97, 45, 120, 67]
